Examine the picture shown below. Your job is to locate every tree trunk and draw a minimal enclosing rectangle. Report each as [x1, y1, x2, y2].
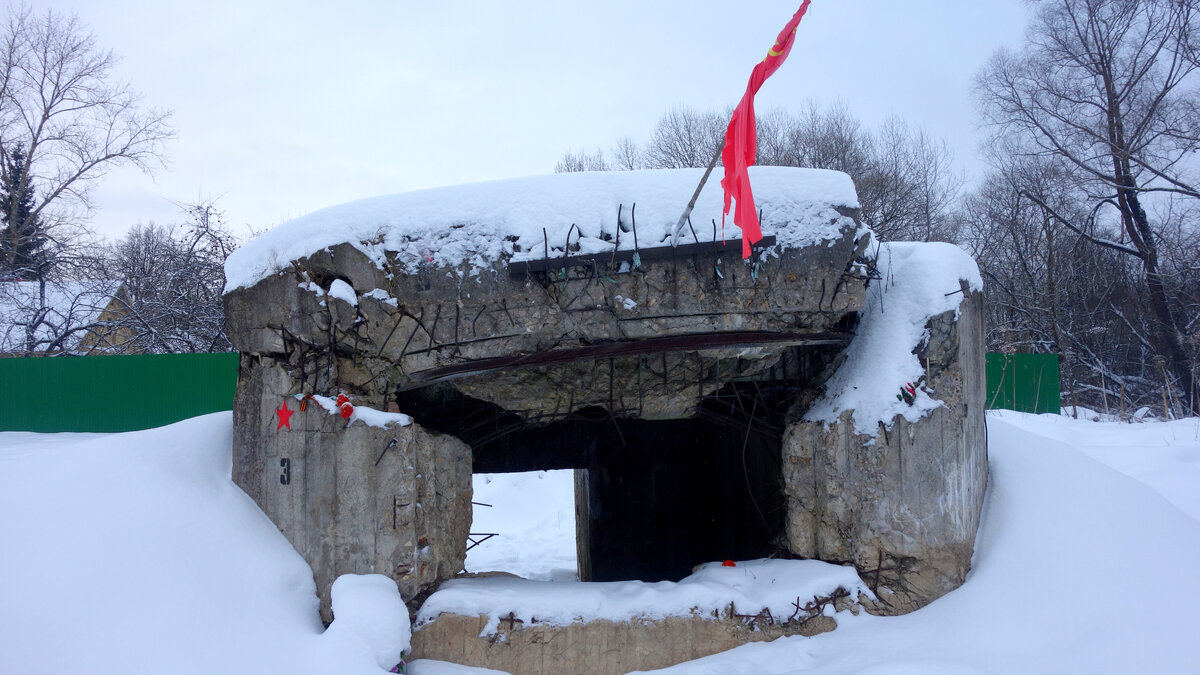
[1102, 58, 1198, 415]
[1120, 186, 1197, 414]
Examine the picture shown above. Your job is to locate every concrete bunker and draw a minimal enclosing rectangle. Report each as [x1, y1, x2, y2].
[397, 341, 847, 583]
[222, 168, 987, 670]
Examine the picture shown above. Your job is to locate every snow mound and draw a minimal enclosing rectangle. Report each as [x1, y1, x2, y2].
[3, 408, 1200, 673]
[224, 167, 861, 293]
[990, 410, 1200, 521]
[637, 412, 1200, 673]
[320, 574, 410, 671]
[416, 558, 871, 636]
[804, 241, 983, 436]
[0, 413, 399, 675]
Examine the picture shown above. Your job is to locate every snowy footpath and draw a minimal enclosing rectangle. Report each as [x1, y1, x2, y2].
[2, 411, 1199, 674]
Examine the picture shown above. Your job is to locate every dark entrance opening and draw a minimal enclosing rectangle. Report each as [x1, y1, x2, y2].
[576, 393, 786, 582]
[397, 377, 794, 583]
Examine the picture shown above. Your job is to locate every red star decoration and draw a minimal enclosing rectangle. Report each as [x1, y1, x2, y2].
[276, 400, 294, 430]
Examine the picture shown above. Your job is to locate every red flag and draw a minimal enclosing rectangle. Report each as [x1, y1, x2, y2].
[721, 2, 812, 258]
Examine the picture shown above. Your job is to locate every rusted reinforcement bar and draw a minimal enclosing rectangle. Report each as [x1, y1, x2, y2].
[408, 329, 851, 384]
[507, 235, 776, 279]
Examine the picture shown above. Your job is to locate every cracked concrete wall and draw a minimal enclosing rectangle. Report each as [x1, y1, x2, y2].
[224, 217, 872, 421]
[226, 205, 993, 627]
[223, 215, 872, 617]
[782, 287, 988, 614]
[232, 355, 471, 621]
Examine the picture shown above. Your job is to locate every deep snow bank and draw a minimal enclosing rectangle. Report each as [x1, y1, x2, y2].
[636, 412, 1200, 674]
[4, 410, 1198, 674]
[804, 240, 984, 435]
[0, 413, 409, 675]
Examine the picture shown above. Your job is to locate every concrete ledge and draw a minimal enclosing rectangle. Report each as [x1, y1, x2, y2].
[411, 609, 840, 675]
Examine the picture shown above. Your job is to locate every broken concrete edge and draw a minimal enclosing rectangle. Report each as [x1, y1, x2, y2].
[223, 207, 871, 321]
[412, 592, 861, 634]
[232, 357, 474, 624]
[412, 580, 872, 636]
[251, 225, 871, 288]
[223, 212, 873, 345]
[783, 286, 988, 615]
[786, 408, 983, 616]
[406, 591, 860, 675]
[223, 219, 873, 414]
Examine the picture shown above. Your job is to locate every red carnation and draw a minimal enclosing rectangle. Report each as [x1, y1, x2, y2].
[722, 560, 736, 567]
[336, 394, 349, 407]
[340, 403, 354, 419]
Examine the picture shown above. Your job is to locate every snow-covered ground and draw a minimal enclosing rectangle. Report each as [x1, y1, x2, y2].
[466, 470, 578, 581]
[2, 411, 1198, 674]
[640, 412, 1200, 674]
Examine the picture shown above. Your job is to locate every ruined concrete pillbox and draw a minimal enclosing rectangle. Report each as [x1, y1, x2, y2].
[223, 167, 986, 669]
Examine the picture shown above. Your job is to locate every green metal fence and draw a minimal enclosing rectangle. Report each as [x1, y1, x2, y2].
[0, 351, 1062, 433]
[0, 352, 239, 433]
[985, 352, 1060, 414]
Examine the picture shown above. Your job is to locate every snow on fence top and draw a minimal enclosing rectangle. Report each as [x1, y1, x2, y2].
[223, 167, 861, 294]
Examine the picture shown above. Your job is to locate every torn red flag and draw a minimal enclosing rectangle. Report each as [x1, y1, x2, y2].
[721, 1, 812, 258]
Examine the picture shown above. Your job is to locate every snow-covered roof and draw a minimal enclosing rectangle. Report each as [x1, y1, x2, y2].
[0, 279, 124, 354]
[224, 167, 861, 293]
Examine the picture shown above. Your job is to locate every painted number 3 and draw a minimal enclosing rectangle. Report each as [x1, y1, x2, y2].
[280, 457, 291, 485]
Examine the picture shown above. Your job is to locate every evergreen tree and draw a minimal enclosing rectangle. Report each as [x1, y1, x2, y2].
[0, 145, 48, 279]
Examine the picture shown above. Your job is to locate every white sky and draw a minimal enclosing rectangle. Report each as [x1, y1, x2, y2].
[37, 0, 1031, 240]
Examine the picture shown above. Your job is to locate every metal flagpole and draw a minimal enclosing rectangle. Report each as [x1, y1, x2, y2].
[670, 141, 724, 247]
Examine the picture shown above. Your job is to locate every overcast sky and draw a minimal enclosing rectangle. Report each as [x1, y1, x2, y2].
[36, 0, 1031, 240]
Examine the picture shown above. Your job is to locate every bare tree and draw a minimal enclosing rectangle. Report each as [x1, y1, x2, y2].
[610, 136, 644, 171]
[865, 117, 963, 242]
[101, 200, 236, 354]
[0, 275, 125, 354]
[0, 5, 172, 279]
[556, 100, 964, 244]
[755, 103, 962, 242]
[753, 107, 798, 168]
[978, 0, 1200, 413]
[643, 105, 726, 169]
[961, 161, 1142, 412]
[554, 148, 609, 173]
[793, 101, 872, 175]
